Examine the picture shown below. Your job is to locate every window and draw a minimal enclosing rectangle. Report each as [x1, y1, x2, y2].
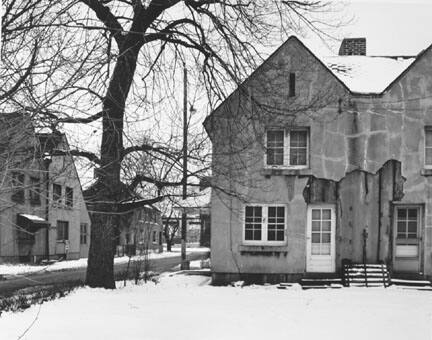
[57, 220, 69, 241]
[53, 184, 62, 204]
[244, 205, 286, 244]
[266, 129, 308, 168]
[396, 208, 418, 241]
[29, 177, 41, 206]
[80, 223, 88, 245]
[266, 131, 284, 165]
[425, 127, 432, 167]
[65, 187, 73, 207]
[11, 172, 25, 203]
[289, 72, 296, 97]
[152, 230, 157, 244]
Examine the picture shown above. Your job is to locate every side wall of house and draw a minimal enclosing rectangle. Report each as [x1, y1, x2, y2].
[48, 137, 91, 260]
[210, 38, 432, 281]
[210, 38, 348, 280]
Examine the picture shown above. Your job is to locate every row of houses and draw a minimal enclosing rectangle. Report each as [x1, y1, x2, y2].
[205, 36, 432, 283]
[0, 114, 165, 263]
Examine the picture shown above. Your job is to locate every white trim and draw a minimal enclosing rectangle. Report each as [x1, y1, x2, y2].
[306, 204, 336, 273]
[264, 128, 309, 169]
[242, 204, 287, 246]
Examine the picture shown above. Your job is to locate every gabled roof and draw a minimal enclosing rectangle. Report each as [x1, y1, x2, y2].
[204, 36, 432, 130]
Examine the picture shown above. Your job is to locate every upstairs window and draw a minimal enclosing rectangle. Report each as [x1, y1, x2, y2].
[425, 127, 432, 167]
[65, 187, 73, 207]
[266, 129, 309, 168]
[244, 205, 286, 245]
[53, 184, 62, 204]
[11, 172, 25, 203]
[29, 177, 41, 206]
[266, 130, 284, 165]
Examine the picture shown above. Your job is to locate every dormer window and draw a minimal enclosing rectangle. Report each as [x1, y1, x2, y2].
[265, 128, 309, 168]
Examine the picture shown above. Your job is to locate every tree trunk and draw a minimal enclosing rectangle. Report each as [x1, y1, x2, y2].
[86, 209, 116, 288]
[85, 42, 141, 288]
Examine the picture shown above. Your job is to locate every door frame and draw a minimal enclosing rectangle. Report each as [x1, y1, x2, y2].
[306, 204, 336, 273]
[392, 204, 423, 273]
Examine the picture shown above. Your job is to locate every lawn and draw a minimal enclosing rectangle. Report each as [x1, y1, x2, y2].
[1, 268, 431, 340]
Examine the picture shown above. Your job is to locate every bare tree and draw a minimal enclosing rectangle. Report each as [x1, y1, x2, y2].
[2, 0, 340, 288]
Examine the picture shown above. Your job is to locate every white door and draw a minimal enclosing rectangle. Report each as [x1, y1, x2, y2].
[393, 206, 421, 272]
[306, 205, 336, 273]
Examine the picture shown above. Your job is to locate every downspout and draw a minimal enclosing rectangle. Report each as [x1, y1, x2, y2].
[44, 158, 52, 260]
[376, 169, 382, 263]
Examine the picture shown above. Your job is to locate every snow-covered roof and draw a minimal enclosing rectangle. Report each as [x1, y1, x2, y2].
[321, 55, 416, 94]
[19, 214, 47, 223]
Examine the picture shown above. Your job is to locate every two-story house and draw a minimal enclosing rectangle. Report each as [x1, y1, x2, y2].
[204, 36, 432, 284]
[0, 113, 91, 263]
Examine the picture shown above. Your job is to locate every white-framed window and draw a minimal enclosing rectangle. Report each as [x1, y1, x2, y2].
[425, 127, 432, 168]
[265, 128, 309, 168]
[243, 204, 286, 245]
[152, 230, 158, 244]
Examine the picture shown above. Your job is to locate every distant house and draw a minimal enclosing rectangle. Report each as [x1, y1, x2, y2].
[163, 187, 211, 247]
[176, 188, 211, 246]
[0, 114, 91, 263]
[117, 203, 163, 256]
[204, 36, 432, 284]
[84, 182, 163, 256]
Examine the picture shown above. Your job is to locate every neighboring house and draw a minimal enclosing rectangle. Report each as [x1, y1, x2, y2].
[0, 114, 91, 263]
[84, 182, 163, 256]
[117, 203, 163, 256]
[204, 36, 432, 284]
[170, 187, 211, 246]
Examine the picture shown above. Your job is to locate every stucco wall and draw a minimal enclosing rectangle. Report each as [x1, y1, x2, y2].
[208, 37, 432, 278]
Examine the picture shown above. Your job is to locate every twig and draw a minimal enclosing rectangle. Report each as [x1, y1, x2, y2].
[17, 303, 42, 339]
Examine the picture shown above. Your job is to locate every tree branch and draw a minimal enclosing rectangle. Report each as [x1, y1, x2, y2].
[0, 42, 38, 101]
[52, 149, 101, 164]
[79, 0, 125, 46]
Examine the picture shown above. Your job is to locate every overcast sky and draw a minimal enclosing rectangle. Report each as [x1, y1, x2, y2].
[306, 0, 432, 56]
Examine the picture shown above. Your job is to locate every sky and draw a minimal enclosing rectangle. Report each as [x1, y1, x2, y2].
[305, 0, 432, 56]
[68, 0, 432, 185]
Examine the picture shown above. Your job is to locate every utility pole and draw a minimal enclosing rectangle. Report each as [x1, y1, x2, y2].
[181, 63, 189, 270]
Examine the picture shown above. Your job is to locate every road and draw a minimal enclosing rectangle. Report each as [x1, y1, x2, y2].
[0, 250, 209, 297]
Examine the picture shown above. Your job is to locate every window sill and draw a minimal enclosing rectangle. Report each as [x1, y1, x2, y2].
[239, 245, 288, 256]
[421, 168, 432, 176]
[261, 168, 312, 176]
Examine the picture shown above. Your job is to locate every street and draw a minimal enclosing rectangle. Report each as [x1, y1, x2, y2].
[0, 250, 209, 297]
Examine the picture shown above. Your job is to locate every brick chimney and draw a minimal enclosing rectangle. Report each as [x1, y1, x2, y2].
[338, 38, 366, 56]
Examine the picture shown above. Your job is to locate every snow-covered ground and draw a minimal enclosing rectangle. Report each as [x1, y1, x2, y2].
[0, 247, 209, 277]
[1, 266, 431, 340]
